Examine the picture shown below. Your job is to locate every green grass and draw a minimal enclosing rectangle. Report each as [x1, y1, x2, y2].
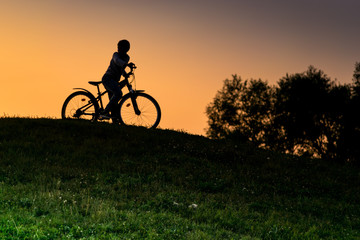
[0, 118, 359, 239]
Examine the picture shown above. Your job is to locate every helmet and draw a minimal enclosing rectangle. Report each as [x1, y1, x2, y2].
[118, 39, 130, 53]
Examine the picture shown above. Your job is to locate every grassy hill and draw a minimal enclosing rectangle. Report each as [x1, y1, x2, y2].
[0, 118, 359, 239]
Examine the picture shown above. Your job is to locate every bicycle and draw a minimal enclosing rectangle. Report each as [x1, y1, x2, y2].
[61, 63, 161, 129]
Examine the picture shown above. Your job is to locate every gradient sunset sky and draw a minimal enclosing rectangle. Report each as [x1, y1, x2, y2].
[1, 0, 359, 135]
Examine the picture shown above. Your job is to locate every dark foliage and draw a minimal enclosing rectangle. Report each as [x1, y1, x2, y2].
[206, 64, 360, 163]
[273, 66, 350, 159]
[205, 75, 275, 147]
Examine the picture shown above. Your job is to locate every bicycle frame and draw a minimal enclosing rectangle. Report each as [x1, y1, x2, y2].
[73, 86, 108, 111]
[73, 70, 142, 119]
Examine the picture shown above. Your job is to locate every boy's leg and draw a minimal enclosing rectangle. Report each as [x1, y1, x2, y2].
[111, 104, 121, 120]
[105, 92, 120, 123]
[103, 79, 123, 115]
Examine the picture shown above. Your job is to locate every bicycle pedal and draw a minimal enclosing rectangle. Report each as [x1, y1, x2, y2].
[99, 115, 111, 120]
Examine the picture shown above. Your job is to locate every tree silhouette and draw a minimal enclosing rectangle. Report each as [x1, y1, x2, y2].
[274, 66, 337, 157]
[340, 62, 360, 162]
[206, 75, 245, 139]
[206, 65, 360, 163]
[353, 62, 360, 85]
[206, 75, 275, 147]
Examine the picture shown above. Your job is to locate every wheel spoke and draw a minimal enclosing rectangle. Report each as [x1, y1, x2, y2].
[62, 92, 97, 121]
[119, 93, 161, 128]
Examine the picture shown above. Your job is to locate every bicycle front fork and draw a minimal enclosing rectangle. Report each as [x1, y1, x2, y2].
[130, 95, 141, 115]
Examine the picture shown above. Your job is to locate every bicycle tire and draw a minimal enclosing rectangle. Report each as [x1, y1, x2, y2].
[118, 92, 161, 129]
[61, 91, 99, 121]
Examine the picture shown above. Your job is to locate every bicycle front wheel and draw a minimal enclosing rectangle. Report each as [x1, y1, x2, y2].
[61, 91, 98, 121]
[118, 92, 161, 129]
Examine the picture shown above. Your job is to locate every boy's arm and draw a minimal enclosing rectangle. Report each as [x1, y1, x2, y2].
[113, 52, 129, 67]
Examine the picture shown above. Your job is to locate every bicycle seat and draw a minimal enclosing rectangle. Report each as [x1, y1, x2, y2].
[88, 81, 102, 86]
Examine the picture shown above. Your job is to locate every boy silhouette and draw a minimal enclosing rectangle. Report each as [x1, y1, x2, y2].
[100, 39, 131, 120]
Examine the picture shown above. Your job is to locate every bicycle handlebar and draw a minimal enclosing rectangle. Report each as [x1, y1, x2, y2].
[121, 62, 137, 79]
[127, 62, 136, 70]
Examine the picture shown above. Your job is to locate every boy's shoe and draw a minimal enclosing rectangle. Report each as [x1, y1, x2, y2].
[99, 110, 111, 120]
[112, 118, 120, 125]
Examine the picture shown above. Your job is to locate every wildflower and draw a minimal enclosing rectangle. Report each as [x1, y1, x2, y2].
[188, 203, 198, 209]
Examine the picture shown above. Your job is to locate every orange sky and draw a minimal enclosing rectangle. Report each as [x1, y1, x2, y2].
[1, 0, 359, 135]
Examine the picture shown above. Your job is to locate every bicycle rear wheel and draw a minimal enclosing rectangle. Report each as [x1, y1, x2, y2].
[118, 92, 161, 129]
[61, 91, 98, 121]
